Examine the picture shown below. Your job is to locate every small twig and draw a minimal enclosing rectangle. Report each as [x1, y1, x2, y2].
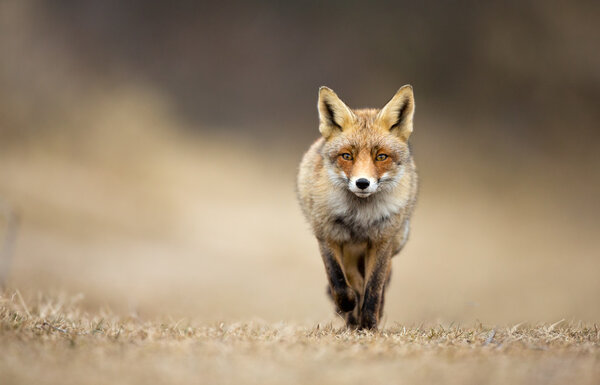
[548, 319, 565, 332]
[42, 321, 69, 334]
[510, 322, 524, 334]
[15, 289, 31, 318]
[483, 329, 496, 346]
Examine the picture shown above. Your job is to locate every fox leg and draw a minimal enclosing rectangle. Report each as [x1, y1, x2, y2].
[378, 265, 392, 320]
[340, 243, 366, 329]
[319, 240, 356, 315]
[360, 242, 392, 330]
[325, 285, 358, 328]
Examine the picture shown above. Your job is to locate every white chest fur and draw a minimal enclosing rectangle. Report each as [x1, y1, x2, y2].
[325, 188, 406, 242]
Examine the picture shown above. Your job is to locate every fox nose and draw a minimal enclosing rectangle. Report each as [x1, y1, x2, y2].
[355, 178, 370, 190]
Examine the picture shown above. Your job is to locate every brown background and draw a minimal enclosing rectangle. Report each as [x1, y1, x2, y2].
[1, 0, 599, 325]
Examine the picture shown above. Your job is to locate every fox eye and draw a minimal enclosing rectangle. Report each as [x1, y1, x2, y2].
[340, 153, 353, 161]
[376, 154, 388, 161]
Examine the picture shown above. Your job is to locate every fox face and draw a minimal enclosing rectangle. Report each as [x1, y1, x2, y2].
[318, 86, 415, 198]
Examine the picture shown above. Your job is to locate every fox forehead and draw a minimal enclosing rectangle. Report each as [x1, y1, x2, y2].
[323, 127, 406, 158]
[329, 138, 403, 155]
[321, 108, 411, 164]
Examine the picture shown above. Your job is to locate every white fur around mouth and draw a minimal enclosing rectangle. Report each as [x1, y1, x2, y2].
[353, 191, 372, 198]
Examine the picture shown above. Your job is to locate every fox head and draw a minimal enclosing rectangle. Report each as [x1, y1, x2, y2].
[317, 85, 415, 198]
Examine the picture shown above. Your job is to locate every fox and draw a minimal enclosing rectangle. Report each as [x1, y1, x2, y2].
[296, 85, 418, 330]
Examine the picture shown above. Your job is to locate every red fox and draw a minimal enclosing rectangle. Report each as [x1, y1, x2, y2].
[297, 85, 418, 329]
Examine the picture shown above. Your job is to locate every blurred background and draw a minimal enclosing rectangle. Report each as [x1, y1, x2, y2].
[0, 0, 598, 325]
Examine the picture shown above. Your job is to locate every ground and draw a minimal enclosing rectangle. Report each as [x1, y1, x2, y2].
[1, 290, 598, 385]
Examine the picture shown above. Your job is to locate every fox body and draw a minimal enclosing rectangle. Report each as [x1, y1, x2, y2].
[297, 86, 418, 329]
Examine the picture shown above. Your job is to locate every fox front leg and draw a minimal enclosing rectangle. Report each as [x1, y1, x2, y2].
[360, 243, 393, 330]
[318, 240, 356, 316]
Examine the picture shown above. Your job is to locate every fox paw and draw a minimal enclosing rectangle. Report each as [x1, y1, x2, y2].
[359, 312, 379, 330]
[345, 312, 359, 329]
[334, 287, 356, 313]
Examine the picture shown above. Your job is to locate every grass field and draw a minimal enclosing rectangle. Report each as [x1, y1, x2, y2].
[1, 290, 599, 385]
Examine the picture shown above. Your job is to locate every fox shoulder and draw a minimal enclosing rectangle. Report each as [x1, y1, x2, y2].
[297, 138, 326, 210]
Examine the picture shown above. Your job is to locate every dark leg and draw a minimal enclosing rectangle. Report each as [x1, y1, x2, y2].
[378, 266, 392, 320]
[327, 285, 358, 328]
[319, 240, 356, 314]
[345, 310, 359, 328]
[359, 243, 392, 330]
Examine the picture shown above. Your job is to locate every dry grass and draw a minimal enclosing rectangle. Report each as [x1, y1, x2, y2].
[1, 290, 599, 385]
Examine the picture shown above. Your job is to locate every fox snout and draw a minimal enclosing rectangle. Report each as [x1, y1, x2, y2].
[355, 178, 370, 189]
[349, 176, 378, 198]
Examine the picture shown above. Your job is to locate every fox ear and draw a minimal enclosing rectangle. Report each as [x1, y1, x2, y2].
[318, 87, 355, 139]
[378, 85, 415, 141]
